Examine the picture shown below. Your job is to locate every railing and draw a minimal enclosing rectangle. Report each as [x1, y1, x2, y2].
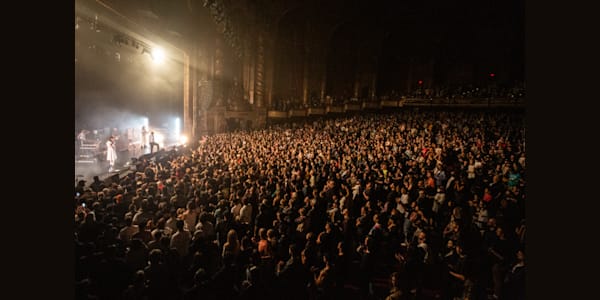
[403, 97, 524, 107]
[267, 97, 524, 119]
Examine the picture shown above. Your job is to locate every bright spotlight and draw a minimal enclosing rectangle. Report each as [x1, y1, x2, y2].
[174, 117, 181, 135]
[151, 47, 165, 64]
[154, 131, 165, 147]
[179, 135, 188, 145]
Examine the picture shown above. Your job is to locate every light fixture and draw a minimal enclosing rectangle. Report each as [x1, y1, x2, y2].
[151, 47, 165, 64]
[93, 14, 100, 32]
[179, 135, 188, 145]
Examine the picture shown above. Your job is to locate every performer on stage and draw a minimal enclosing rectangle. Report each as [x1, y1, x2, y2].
[141, 126, 148, 150]
[106, 136, 118, 172]
[76, 130, 87, 157]
[149, 131, 159, 153]
[77, 130, 87, 147]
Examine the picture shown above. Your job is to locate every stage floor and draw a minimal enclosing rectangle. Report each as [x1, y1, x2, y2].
[74, 144, 176, 185]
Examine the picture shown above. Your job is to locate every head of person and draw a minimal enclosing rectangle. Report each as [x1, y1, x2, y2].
[176, 219, 184, 231]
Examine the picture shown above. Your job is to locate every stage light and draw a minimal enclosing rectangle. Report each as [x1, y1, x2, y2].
[154, 131, 165, 147]
[94, 15, 101, 32]
[174, 117, 181, 142]
[151, 47, 165, 64]
[179, 135, 188, 145]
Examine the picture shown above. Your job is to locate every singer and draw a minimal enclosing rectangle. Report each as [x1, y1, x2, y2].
[106, 136, 118, 172]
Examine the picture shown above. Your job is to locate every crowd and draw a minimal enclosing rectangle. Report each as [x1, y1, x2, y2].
[268, 83, 525, 111]
[75, 108, 525, 300]
[405, 84, 526, 101]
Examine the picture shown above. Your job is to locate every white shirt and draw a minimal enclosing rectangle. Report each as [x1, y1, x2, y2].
[165, 217, 178, 233]
[400, 193, 410, 205]
[118, 225, 139, 243]
[78, 131, 86, 143]
[181, 210, 198, 232]
[141, 128, 148, 144]
[239, 204, 253, 224]
[231, 203, 242, 219]
[106, 139, 117, 163]
[170, 230, 192, 257]
[446, 176, 456, 190]
[467, 164, 475, 178]
[194, 220, 215, 239]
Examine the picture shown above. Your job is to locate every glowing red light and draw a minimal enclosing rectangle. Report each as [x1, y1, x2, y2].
[489, 73, 495, 77]
[418, 80, 423, 85]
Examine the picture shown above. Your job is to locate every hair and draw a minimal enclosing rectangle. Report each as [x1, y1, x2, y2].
[176, 219, 185, 231]
[390, 271, 400, 287]
[187, 200, 196, 210]
[153, 230, 163, 240]
[317, 231, 327, 244]
[148, 249, 163, 264]
[133, 270, 145, 285]
[365, 235, 374, 250]
[289, 244, 300, 257]
[241, 235, 252, 250]
[140, 199, 149, 211]
[156, 218, 166, 229]
[258, 228, 267, 239]
[194, 268, 208, 284]
[226, 229, 239, 246]
[306, 231, 315, 242]
[323, 252, 335, 265]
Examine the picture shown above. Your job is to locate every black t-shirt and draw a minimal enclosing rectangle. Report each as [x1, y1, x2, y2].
[359, 251, 375, 279]
[90, 181, 106, 193]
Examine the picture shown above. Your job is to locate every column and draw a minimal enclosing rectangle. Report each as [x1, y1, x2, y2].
[320, 49, 327, 103]
[183, 52, 192, 139]
[255, 31, 265, 108]
[214, 37, 224, 106]
[249, 44, 256, 106]
[302, 52, 309, 106]
[191, 45, 199, 140]
[265, 36, 274, 108]
[370, 72, 377, 100]
[353, 50, 361, 99]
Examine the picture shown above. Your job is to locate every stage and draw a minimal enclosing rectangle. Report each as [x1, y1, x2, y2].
[74, 142, 184, 185]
